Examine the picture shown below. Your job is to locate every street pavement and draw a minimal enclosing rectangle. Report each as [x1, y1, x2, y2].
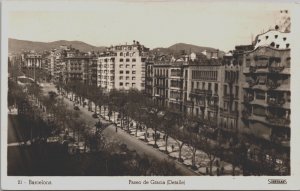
[41, 83, 198, 175]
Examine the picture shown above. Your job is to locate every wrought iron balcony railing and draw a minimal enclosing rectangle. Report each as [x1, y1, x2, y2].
[269, 66, 285, 73]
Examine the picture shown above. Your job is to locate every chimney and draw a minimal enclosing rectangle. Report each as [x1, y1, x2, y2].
[133, 40, 136, 45]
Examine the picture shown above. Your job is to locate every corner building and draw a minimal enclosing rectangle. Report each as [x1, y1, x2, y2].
[98, 41, 149, 92]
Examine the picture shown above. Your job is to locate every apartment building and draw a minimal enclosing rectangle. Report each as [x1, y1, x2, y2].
[96, 41, 149, 92]
[21, 51, 42, 69]
[97, 52, 116, 91]
[152, 55, 172, 107]
[185, 54, 222, 128]
[240, 11, 291, 147]
[145, 58, 154, 97]
[65, 52, 91, 84]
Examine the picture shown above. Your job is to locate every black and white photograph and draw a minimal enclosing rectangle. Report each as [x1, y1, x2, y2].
[1, 0, 300, 190]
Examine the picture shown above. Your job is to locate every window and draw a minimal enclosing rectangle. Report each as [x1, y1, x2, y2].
[132, 77, 136, 80]
[224, 85, 228, 96]
[126, 71, 130, 74]
[126, 76, 129, 80]
[126, 52, 129, 56]
[132, 58, 136, 62]
[132, 65, 136, 68]
[235, 86, 239, 98]
[119, 82, 123, 86]
[120, 64, 123, 68]
[126, 64, 129, 68]
[126, 83, 129, 86]
[214, 83, 218, 94]
[119, 76, 123, 80]
[120, 70, 123, 74]
[256, 90, 265, 100]
[132, 71, 136, 74]
[120, 52, 123, 56]
[126, 58, 130, 62]
[132, 83, 136, 87]
[120, 58, 123, 62]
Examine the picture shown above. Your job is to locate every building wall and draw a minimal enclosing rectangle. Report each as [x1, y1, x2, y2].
[186, 63, 222, 127]
[241, 46, 290, 146]
[113, 44, 146, 91]
[97, 56, 115, 91]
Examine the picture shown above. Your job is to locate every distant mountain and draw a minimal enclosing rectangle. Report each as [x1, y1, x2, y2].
[9, 38, 107, 54]
[152, 43, 224, 57]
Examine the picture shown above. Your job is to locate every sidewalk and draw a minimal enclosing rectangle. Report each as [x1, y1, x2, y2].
[63, 90, 242, 176]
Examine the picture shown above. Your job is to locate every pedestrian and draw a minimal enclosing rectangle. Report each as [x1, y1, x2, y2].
[216, 159, 220, 167]
[171, 144, 174, 152]
[221, 166, 224, 175]
[217, 167, 220, 176]
[206, 167, 209, 175]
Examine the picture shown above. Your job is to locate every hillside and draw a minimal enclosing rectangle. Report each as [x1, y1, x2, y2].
[9, 38, 106, 54]
[152, 43, 224, 57]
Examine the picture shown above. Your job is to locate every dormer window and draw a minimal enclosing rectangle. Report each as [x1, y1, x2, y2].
[283, 37, 287, 41]
[266, 36, 269, 40]
[276, 44, 280, 48]
[286, 43, 290, 48]
[270, 42, 275, 47]
[258, 39, 261, 43]
[275, 35, 278, 39]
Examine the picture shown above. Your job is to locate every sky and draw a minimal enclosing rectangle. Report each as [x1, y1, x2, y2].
[7, 0, 292, 52]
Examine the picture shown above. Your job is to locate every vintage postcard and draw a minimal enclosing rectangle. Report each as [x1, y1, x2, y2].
[1, 0, 300, 190]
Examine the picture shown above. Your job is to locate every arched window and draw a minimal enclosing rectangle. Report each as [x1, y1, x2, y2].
[126, 52, 129, 56]
[120, 52, 123, 56]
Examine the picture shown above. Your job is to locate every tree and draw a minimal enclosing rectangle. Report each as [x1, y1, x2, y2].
[160, 109, 181, 154]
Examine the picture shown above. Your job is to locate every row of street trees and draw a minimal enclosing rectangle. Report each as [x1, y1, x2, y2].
[54, 81, 244, 175]
[54, 80, 289, 175]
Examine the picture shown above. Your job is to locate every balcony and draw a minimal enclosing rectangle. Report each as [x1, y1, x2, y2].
[266, 115, 290, 127]
[269, 66, 285, 73]
[154, 75, 167, 79]
[190, 89, 212, 99]
[207, 104, 218, 111]
[191, 89, 212, 95]
[220, 108, 239, 117]
[154, 84, 167, 89]
[242, 109, 250, 120]
[249, 66, 257, 73]
[266, 80, 280, 90]
[267, 98, 285, 107]
[244, 95, 254, 104]
[184, 100, 194, 107]
[271, 135, 290, 147]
